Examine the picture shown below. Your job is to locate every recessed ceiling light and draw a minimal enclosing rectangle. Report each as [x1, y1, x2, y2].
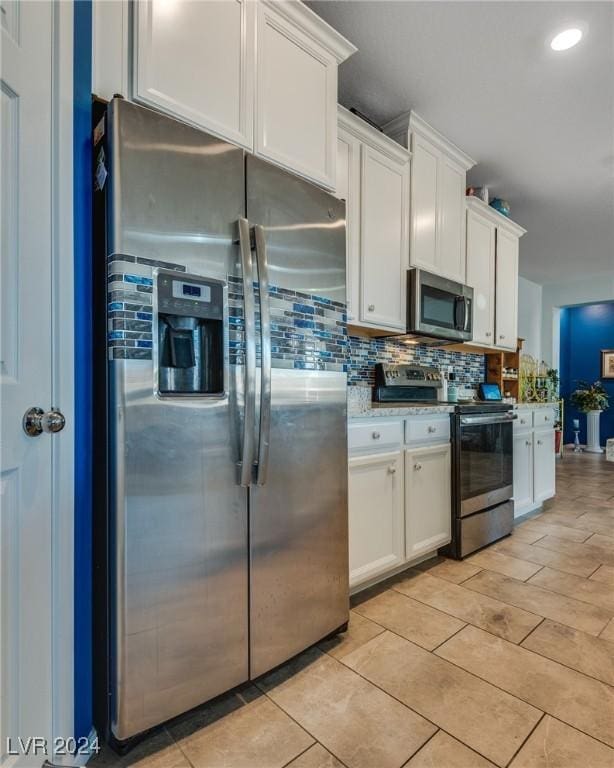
[550, 28, 583, 51]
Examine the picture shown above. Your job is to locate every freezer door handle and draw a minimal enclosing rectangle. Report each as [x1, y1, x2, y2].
[238, 218, 256, 487]
[254, 224, 271, 485]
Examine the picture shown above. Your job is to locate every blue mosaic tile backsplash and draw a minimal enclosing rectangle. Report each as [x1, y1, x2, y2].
[107, 255, 484, 383]
[346, 335, 485, 387]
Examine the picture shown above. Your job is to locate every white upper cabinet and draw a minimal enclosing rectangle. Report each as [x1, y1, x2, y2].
[134, 0, 256, 150]
[93, 0, 356, 190]
[360, 144, 409, 331]
[466, 206, 496, 345]
[465, 197, 526, 351]
[495, 227, 520, 350]
[337, 107, 410, 333]
[255, 1, 354, 188]
[384, 111, 475, 283]
[335, 124, 361, 323]
[409, 133, 439, 273]
[439, 156, 467, 282]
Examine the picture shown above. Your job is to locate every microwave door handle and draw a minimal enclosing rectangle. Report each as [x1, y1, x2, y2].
[253, 225, 271, 486]
[454, 296, 465, 330]
[237, 218, 256, 487]
[463, 297, 471, 332]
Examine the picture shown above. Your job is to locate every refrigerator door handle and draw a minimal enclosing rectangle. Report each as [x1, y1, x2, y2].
[237, 218, 256, 487]
[254, 224, 271, 485]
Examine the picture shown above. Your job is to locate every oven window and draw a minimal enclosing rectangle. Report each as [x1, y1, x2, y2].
[421, 286, 456, 329]
[459, 422, 513, 501]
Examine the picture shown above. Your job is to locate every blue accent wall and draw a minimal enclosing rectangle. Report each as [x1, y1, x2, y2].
[560, 302, 614, 446]
[73, 0, 93, 741]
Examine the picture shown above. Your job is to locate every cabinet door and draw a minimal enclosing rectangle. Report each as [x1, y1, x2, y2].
[348, 452, 404, 587]
[336, 128, 361, 323]
[409, 134, 439, 273]
[405, 444, 451, 559]
[534, 430, 556, 504]
[466, 210, 495, 345]
[495, 228, 519, 350]
[134, 0, 255, 149]
[256, 2, 337, 189]
[360, 144, 409, 331]
[513, 432, 533, 518]
[93, 0, 130, 102]
[438, 157, 466, 282]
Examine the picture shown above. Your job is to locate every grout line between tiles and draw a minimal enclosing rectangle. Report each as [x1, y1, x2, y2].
[429, 630, 614, 750]
[516, 616, 545, 646]
[503, 712, 546, 768]
[333, 640, 520, 768]
[398, 728, 440, 767]
[260, 688, 352, 768]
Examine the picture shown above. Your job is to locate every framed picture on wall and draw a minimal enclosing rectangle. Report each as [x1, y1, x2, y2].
[601, 350, 614, 379]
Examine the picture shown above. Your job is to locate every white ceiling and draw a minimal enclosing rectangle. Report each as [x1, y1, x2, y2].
[308, 1, 614, 285]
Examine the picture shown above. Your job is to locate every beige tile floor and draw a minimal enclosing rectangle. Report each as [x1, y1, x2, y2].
[92, 451, 614, 768]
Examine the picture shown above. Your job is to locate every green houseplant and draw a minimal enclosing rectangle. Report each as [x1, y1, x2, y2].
[569, 380, 609, 413]
[570, 380, 609, 454]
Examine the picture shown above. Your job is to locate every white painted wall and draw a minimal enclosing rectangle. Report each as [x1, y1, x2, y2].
[540, 273, 614, 367]
[518, 276, 542, 361]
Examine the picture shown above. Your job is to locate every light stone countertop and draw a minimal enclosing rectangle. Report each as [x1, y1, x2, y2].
[347, 386, 558, 420]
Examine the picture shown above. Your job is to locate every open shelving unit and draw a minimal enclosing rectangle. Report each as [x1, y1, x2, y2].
[485, 338, 523, 400]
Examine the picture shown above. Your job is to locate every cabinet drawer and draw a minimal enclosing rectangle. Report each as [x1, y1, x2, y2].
[533, 408, 555, 429]
[514, 410, 533, 431]
[405, 415, 450, 446]
[349, 420, 403, 453]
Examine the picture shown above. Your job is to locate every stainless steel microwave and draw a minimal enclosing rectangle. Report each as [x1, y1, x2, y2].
[406, 268, 473, 343]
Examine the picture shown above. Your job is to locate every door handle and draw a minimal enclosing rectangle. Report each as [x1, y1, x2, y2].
[253, 224, 271, 486]
[23, 407, 66, 437]
[237, 218, 256, 487]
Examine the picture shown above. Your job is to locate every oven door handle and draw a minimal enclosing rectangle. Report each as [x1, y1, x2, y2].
[460, 413, 517, 426]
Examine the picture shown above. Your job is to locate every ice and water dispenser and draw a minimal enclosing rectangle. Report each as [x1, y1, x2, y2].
[156, 271, 225, 396]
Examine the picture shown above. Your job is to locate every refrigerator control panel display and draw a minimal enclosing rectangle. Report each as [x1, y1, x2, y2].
[157, 271, 224, 321]
[173, 280, 212, 303]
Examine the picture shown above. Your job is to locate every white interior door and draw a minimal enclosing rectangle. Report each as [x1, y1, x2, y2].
[1, 2, 56, 763]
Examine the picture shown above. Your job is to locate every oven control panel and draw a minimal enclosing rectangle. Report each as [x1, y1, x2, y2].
[376, 363, 442, 387]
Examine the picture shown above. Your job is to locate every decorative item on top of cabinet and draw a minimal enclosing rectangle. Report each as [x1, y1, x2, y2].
[383, 111, 475, 284]
[336, 106, 410, 333]
[465, 196, 526, 352]
[94, 0, 356, 190]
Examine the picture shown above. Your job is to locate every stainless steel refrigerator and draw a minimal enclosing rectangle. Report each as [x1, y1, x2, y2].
[100, 99, 348, 743]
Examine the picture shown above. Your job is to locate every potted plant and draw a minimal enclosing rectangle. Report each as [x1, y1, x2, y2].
[569, 380, 609, 453]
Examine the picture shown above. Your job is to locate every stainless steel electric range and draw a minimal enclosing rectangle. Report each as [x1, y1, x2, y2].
[373, 363, 517, 558]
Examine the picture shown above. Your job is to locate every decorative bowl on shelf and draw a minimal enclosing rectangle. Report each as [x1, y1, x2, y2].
[489, 198, 511, 217]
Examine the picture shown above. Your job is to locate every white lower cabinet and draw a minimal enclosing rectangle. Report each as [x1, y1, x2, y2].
[348, 415, 452, 590]
[348, 451, 404, 587]
[513, 409, 556, 517]
[513, 432, 534, 514]
[405, 443, 451, 559]
[534, 429, 556, 504]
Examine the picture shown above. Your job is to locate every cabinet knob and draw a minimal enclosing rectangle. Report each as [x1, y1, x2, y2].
[544, 416, 549, 421]
[520, 419, 526, 424]
[372, 431, 381, 440]
[414, 463, 422, 471]
[525, 440, 531, 447]
[537, 439, 543, 446]
[499, 334, 505, 340]
[368, 304, 375, 312]
[485, 331, 492, 337]
[427, 426, 437, 433]
[388, 464, 396, 474]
